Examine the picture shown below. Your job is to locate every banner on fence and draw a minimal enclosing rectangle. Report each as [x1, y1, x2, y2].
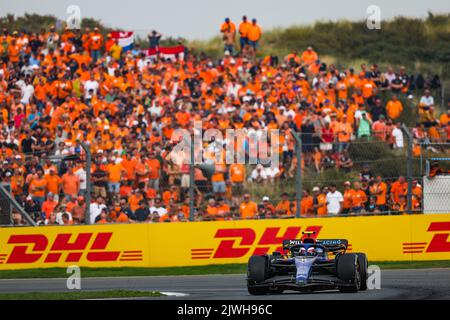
[0, 214, 449, 270]
[145, 46, 185, 60]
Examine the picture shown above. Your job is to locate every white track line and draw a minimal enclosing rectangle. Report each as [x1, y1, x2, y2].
[160, 292, 190, 297]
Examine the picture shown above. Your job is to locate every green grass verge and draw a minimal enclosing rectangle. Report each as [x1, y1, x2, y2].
[0, 290, 162, 300]
[0, 261, 449, 279]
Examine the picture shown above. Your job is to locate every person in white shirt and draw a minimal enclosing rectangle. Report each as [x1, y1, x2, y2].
[83, 74, 99, 99]
[89, 196, 107, 224]
[391, 122, 404, 149]
[17, 78, 34, 105]
[148, 102, 163, 117]
[263, 165, 280, 182]
[326, 183, 344, 215]
[419, 90, 434, 108]
[149, 198, 167, 218]
[74, 166, 87, 196]
[56, 209, 73, 225]
[249, 164, 267, 183]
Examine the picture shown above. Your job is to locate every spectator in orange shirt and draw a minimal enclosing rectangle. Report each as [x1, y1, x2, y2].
[311, 186, 327, 216]
[412, 179, 422, 200]
[45, 168, 62, 195]
[107, 158, 125, 196]
[211, 162, 227, 197]
[299, 190, 314, 217]
[29, 169, 47, 205]
[390, 176, 407, 203]
[372, 115, 387, 141]
[215, 197, 231, 220]
[89, 27, 103, 62]
[371, 176, 388, 212]
[220, 17, 236, 54]
[275, 192, 291, 216]
[261, 196, 275, 217]
[41, 192, 58, 219]
[350, 182, 368, 214]
[300, 46, 318, 66]
[229, 163, 245, 207]
[239, 193, 258, 219]
[342, 181, 353, 214]
[146, 151, 161, 191]
[238, 16, 251, 51]
[247, 18, 262, 55]
[115, 207, 130, 223]
[61, 166, 80, 198]
[386, 95, 403, 120]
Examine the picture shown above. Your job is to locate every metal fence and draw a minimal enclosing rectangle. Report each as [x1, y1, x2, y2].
[1, 126, 449, 226]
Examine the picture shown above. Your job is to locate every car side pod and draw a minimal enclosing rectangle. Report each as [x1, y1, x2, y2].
[294, 256, 318, 284]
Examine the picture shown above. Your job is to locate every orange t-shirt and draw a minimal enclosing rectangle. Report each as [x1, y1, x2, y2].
[276, 200, 291, 215]
[351, 190, 367, 208]
[386, 100, 403, 120]
[107, 163, 123, 183]
[372, 182, 387, 205]
[229, 164, 245, 183]
[239, 201, 258, 219]
[146, 159, 161, 179]
[45, 174, 61, 195]
[62, 174, 79, 196]
[30, 178, 47, 197]
[42, 200, 58, 219]
[391, 181, 407, 203]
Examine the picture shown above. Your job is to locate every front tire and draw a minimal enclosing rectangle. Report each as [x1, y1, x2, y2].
[337, 253, 361, 293]
[247, 255, 270, 295]
[247, 255, 268, 282]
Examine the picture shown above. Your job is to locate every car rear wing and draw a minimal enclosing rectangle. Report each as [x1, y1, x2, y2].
[282, 239, 348, 251]
[316, 239, 348, 251]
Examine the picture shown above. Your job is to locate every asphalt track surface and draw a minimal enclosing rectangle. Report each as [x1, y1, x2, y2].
[0, 268, 449, 299]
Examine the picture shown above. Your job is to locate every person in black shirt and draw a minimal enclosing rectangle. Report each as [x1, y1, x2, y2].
[135, 200, 150, 222]
[390, 73, 403, 93]
[92, 164, 108, 199]
[148, 30, 162, 49]
[360, 164, 374, 182]
[21, 133, 36, 155]
[23, 195, 42, 222]
[370, 97, 386, 121]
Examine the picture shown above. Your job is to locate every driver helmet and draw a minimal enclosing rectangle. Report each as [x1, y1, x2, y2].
[299, 247, 306, 256]
[307, 247, 316, 256]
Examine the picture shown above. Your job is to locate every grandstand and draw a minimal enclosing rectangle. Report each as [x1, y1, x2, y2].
[0, 17, 449, 227]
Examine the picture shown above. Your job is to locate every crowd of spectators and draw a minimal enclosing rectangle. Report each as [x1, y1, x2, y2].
[0, 20, 448, 225]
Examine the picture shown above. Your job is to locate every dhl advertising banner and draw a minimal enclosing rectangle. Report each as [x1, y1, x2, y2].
[0, 214, 450, 270]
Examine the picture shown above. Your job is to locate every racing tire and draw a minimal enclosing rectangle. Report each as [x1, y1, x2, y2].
[355, 253, 368, 290]
[247, 285, 269, 295]
[247, 255, 268, 283]
[337, 253, 361, 293]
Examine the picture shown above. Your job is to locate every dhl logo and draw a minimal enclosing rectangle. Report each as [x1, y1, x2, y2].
[191, 226, 324, 259]
[0, 232, 143, 264]
[402, 222, 450, 254]
[191, 221, 450, 260]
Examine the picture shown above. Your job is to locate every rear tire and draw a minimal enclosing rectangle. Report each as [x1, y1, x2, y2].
[337, 253, 361, 293]
[355, 253, 368, 290]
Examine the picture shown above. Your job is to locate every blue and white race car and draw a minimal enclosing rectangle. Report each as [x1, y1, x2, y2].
[247, 232, 368, 295]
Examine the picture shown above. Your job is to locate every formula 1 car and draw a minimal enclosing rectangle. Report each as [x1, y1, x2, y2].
[247, 232, 368, 295]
